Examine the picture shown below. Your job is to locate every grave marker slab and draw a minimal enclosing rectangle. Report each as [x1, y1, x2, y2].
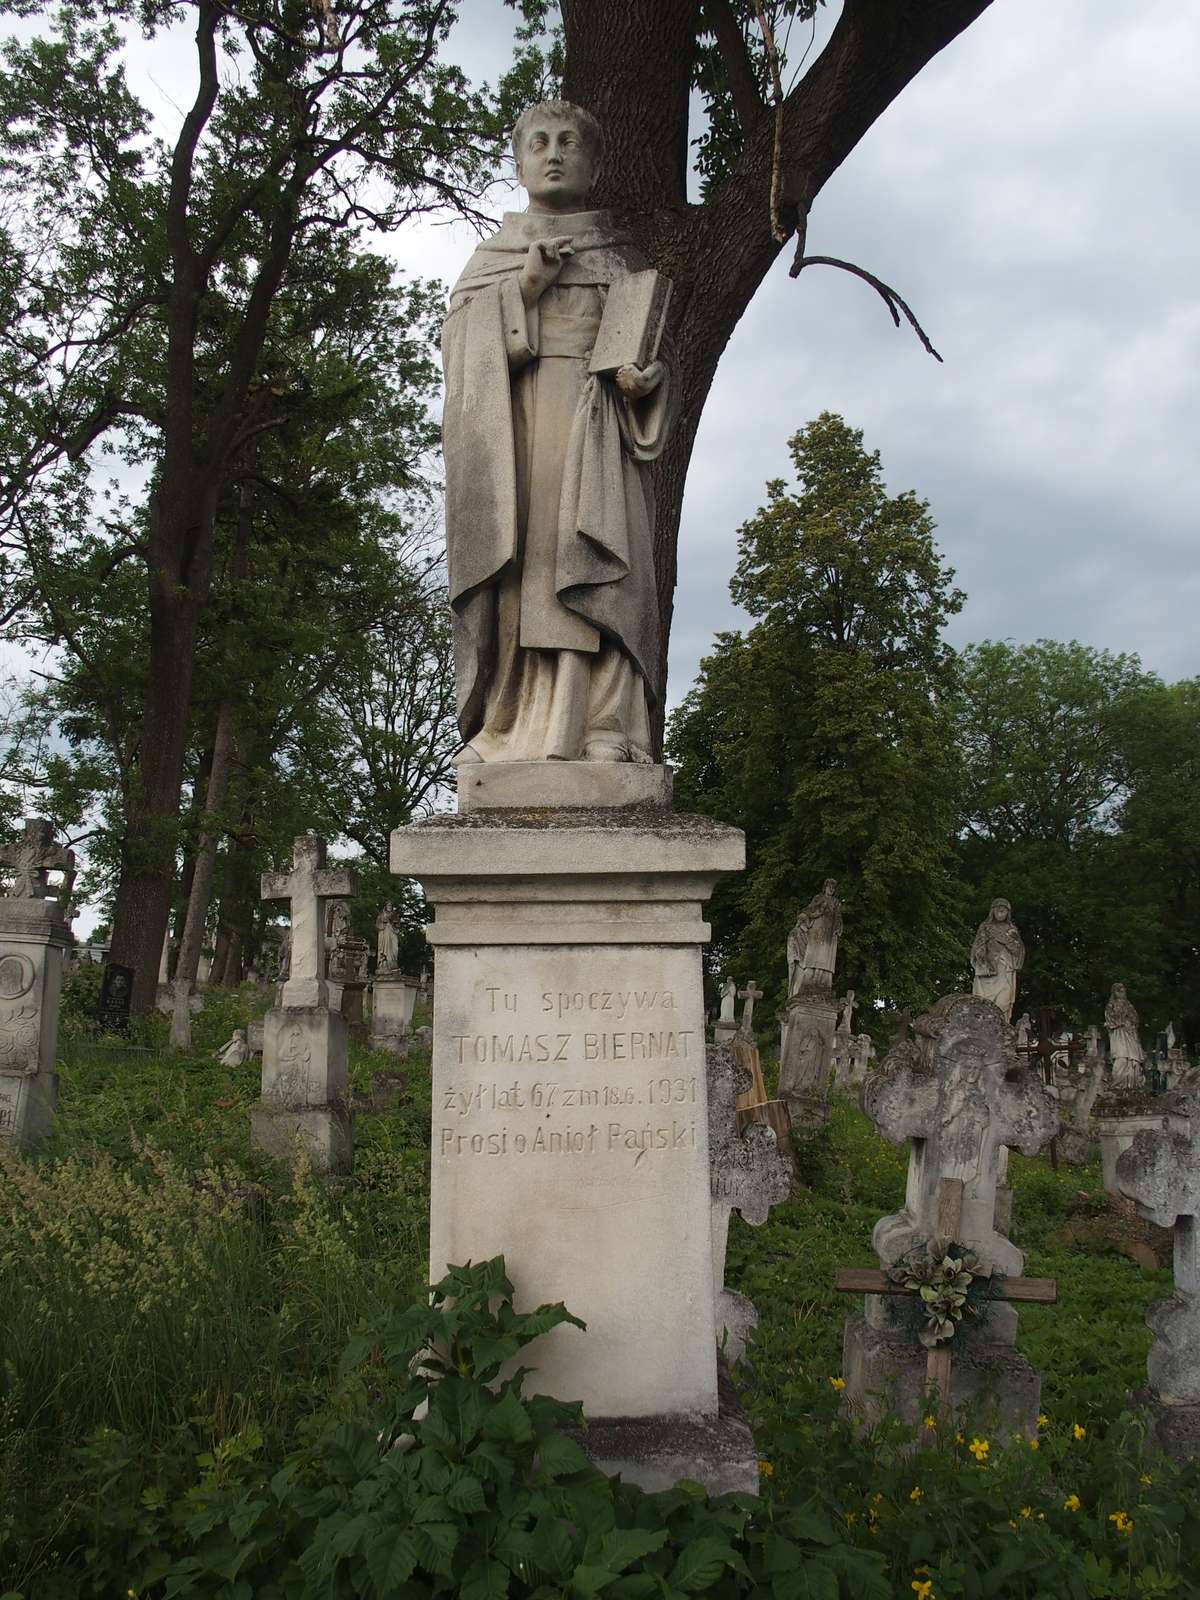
[1117, 1089, 1200, 1459]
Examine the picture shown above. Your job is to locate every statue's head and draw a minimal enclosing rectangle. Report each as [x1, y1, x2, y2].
[990, 897, 1011, 922]
[1113, 981, 1126, 998]
[823, 878, 837, 896]
[513, 99, 603, 212]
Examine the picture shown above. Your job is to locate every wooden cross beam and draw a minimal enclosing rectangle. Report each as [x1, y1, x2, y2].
[833, 1179, 1057, 1443]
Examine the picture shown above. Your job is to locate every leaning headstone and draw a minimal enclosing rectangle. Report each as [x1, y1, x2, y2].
[0, 818, 74, 1149]
[708, 1042, 792, 1363]
[1117, 1089, 1200, 1460]
[842, 994, 1059, 1430]
[251, 835, 356, 1173]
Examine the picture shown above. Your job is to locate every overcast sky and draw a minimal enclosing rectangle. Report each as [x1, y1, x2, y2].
[397, 0, 1199, 698]
[4, 1, 1198, 930]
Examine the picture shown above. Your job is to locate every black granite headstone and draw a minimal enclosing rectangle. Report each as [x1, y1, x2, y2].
[98, 962, 134, 1033]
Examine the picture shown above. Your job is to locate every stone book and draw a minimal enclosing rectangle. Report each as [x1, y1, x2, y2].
[589, 269, 672, 375]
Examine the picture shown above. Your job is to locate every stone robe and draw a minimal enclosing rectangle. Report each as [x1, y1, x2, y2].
[1106, 992, 1146, 1086]
[442, 209, 674, 762]
[970, 913, 1025, 1023]
[787, 891, 842, 996]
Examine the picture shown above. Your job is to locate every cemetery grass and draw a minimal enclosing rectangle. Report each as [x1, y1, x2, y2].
[3, 1007, 1199, 1595]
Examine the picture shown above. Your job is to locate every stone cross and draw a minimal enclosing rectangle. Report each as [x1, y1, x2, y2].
[0, 818, 75, 904]
[866, 994, 1059, 1291]
[708, 1042, 791, 1360]
[261, 835, 356, 1009]
[737, 980, 763, 1034]
[837, 995, 1059, 1433]
[1116, 1091, 1200, 1427]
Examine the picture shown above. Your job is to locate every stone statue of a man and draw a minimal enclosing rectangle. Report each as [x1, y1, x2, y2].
[970, 897, 1025, 1023]
[786, 879, 843, 996]
[442, 100, 674, 765]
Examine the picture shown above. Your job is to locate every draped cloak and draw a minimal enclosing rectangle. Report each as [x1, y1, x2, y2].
[442, 209, 674, 751]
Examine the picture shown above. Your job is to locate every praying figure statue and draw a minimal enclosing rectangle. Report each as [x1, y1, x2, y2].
[327, 899, 351, 949]
[837, 989, 856, 1034]
[376, 903, 400, 972]
[970, 897, 1025, 1023]
[443, 100, 674, 765]
[717, 976, 737, 1025]
[787, 879, 843, 997]
[1105, 982, 1146, 1087]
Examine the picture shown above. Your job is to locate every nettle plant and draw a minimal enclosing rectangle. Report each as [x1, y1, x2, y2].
[105, 1257, 885, 1600]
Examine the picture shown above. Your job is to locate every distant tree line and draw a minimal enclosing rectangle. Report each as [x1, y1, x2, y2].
[668, 413, 1199, 1045]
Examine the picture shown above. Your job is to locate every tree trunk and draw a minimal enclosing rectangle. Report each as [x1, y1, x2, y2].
[170, 695, 235, 1049]
[562, 0, 992, 741]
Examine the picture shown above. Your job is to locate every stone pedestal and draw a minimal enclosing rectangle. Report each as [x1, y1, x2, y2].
[1097, 1109, 1168, 1194]
[370, 971, 419, 1055]
[250, 1006, 353, 1173]
[0, 897, 68, 1150]
[391, 809, 745, 1485]
[456, 761, 672, 814]
[778, 992, 837, 1126]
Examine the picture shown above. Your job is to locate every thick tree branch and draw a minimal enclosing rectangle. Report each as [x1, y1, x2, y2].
[790, 255, 943, 360]
[703, 0, 764, 131]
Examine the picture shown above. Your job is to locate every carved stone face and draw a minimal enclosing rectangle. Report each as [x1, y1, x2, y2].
[991, 899, 1010, 922]
[517, 113, 596, 212]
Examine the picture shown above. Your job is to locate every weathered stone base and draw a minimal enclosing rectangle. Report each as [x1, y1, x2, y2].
[716, 1287, 759, 1366]
[1097, 1112, 1168, 1195]
[456, 760, 672, 814]
[1148, 1399, 1200, 1463]
[842, 1313, 1041, 1433]
[575, 1369, 759, 1496]
[0, 1070, 57, 1151]
[249, 1101, 354, 1174]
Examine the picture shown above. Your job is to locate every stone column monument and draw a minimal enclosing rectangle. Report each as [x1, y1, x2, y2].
[370, 901, 419, 1055]
[252, 835, 357, 1173]
[391, 100, 746, 1493]
[0, 818, 74, 1149]
[777, 879, 843, 1124]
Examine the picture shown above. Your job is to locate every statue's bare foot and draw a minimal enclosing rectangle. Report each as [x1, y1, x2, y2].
[584, 736, 626, 763]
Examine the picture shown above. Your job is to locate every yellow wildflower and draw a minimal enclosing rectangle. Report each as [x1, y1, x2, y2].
[1037, 1413, 1048, 1428]
[1108, 1510, 1133, 1536]
[912, 1582, 933, 1600]
[1064, 1494, 1081, 1512]
[1073, 1423, 1086, 1441]
[1029, 1437, 1040, 1451]
[844, 1510, 857, 1526]
[968, 1437, 990, 1462]
[910, 1485, 923, 1502]
[829, 1376, 846, 1391]
[1139, 1473, 1153, 1486]
[954, 1432, 965, 1445]
[1019, 1506, 1032, 1519]
[757, 1460, 774, 1478]
[923, 1414, 937, 1429]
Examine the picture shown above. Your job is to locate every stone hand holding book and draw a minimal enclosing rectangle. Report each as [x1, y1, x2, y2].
[589, 268, 672, 378]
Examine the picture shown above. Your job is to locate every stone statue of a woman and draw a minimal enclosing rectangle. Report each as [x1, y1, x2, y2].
[970, 897, 1025, 1023]
[1105, 982, 1145, 1087]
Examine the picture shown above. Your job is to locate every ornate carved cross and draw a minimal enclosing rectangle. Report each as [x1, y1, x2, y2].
[261, 835, 356, 1009]
[0, 818, 74, 904]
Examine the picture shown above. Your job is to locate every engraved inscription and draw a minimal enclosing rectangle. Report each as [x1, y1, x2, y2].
[437, 981, 704, 1169]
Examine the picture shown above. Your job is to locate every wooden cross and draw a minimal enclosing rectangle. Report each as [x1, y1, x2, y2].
[261, 834, 356, 1009]
[834, 1177, 1056, 1442]
[738, 979, 764, 1033]
[0, 818, 75, 903]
